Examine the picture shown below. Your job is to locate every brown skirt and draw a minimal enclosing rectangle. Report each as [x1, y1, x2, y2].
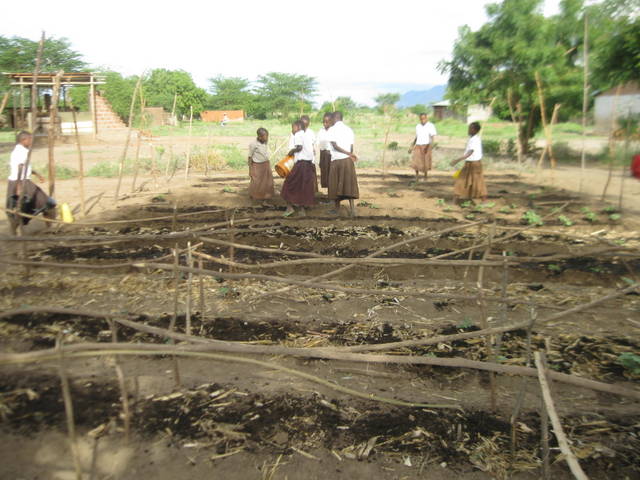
[410, 144, 432, 172]
[248, 161, 275, 200]
[319, 150, 331, 188]
[453, 161, 488, 199]
[328, 158, 359, 200]
[6, 179, 56, 225]
[281, 160, 317, 206]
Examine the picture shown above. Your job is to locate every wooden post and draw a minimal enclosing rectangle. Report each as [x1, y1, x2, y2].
[579, 13, 589, 192]
[535, 73, 560, 169]
[19, 77, 25, 127]
[169, 246, 182, 387]
[601, 85, 622, 201]
[184, 105, 193, 179]
[48, 71, 63, 197]
[114, 75, 143, 202]
[186, 241, 193, 336]
[507, 89, 524, 164]
[67, 96, 86, 217]
[477, 223, 497, 411]
[199, 258, 206, 325]
[0, 92, 9, 117]
[90, 74, 98, 138]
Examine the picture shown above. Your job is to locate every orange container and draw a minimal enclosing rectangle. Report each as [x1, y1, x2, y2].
[275, 155, 295, 178]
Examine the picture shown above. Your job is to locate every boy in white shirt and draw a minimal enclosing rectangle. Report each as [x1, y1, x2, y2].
[327, 111, 359, 217]
[450, 122, 488, 203]
[281, 120, 317, 217]
[316, 112, 333, 190]
[6, 131, 56, 234]
[409, 113, 437, 182]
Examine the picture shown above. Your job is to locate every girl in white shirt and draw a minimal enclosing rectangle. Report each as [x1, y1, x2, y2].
[450, 122, 488, 203]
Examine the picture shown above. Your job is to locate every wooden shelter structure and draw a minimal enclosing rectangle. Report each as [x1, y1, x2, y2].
[3, 72, 105, 136]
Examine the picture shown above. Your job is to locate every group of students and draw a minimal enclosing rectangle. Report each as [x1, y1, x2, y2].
[247, 111, 488, 215]
[247, 110, 359, 217]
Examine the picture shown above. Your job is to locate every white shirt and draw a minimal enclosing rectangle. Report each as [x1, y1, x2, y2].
[288, 133, 295, 150]
[293, 130, 314, 162]
[303, 128, 316, 164]
[317, 127, 330, 151]
[416, 122, 437, 145]
[328, 121, 355, 161]
[8, 144, 31, 181]
[464, 134, 483, 161]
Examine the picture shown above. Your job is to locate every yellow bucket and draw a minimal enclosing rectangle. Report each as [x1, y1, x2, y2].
[60, 203, 74, 223]
[275, 155, 295, 178]
[452, 168, 462, 179]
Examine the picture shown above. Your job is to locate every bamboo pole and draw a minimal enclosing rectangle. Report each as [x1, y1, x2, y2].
[198, 258, 205, 325]
[169, 246, 182, 387]
[131, 90, 146, 193]
[534, 351, 589, 480]
[184, 105, 193, 179]
[186, 241, 193, 336]
[47, 70, 63, 197]
[114, 75, 143, 202]
[579, 12, 589, 193]
[0, 92, 9, 116]
[110, 322, 131, 442]
[67, 96, 86, 217]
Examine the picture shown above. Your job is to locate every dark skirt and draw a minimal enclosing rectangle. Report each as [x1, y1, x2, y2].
[319, 150, 331, 188]
[453, 161, 488, 199]
[328, 158, 359, 200]
[6, 179, 56, 225]
[281, 160, 317, 206]
[410, 144, 432, 172]
[248, 161, 275, 200]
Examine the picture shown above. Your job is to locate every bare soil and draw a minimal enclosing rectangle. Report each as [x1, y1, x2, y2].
[1, 134, 639, 480]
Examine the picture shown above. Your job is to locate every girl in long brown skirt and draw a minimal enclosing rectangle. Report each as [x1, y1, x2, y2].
[450, 122, 488, 203]
[247, 128, 275, 204]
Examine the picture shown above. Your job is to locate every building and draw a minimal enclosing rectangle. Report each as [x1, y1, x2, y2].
[594, 82, 640, 134]
[201, 110, 244, 123]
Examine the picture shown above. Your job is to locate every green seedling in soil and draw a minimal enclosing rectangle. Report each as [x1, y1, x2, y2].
[443, 206, 453, 212]
[457, 317, 474, 329]
[357, 201, 381, 209]
[614, 239, 626, 246]
[498, 206, 511, 214]
[522, 210, 544, 226]
[547, 264, 562, 272]
[465, 213, 476, 220]
[460, 201, 472, 209]
[609, 213, 621, 221]
[617, 353, 640, 376]
[222, 186, 236, 193]
[558, 215, 573, 226]
[603, 205, 618, 214]
[436, 198, 446, 207]
[479, 201, 495, 209]
[580, 206, 597, 222]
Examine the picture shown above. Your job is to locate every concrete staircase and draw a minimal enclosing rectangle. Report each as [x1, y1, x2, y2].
[95, 94, 126, 131]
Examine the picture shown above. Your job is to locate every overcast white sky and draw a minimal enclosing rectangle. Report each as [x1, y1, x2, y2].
[3, 0, 561, 105]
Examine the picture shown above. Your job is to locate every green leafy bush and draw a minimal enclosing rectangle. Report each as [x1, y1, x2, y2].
[522, 210, 543, 226]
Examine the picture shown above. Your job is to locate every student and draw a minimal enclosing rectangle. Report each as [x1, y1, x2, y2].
[450, 122, 488, 203]
[408, 112, 437, 182]
[247, 127, 275, 205]
[300, 114, 318, 185]
[316, 112, 333, 190]
[220, 112, 229, 126]
[6, 130, 56, 234]
[281, 120, 317, 217]
[327, 111, 359, 217]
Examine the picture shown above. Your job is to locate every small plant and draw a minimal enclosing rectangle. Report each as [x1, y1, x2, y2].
[436, 198, 446, 207]
[460, 201, 472, 209]
[603, 205, 618, 214]
[558, 215, 573, 226]
[617, 353, 640, 375]
[609, 213, 621, 221]
[547, 263, 562, 272]
[498, 206, 511, 214]
[522, 210, 543, 226]
[614, 239, 626, 246]
[457, 317, 474, 329]
[222, 186, 236, 193]
[479, 201, 495, 209]
[465, 213, 476, 220]
[357, 200, 381, 209]
[387, 141, 399, 150]
[580, 207, 597, 223]
[443, 206, 453, 212]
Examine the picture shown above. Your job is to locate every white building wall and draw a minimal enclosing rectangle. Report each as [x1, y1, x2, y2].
[594, 94, 640, 134]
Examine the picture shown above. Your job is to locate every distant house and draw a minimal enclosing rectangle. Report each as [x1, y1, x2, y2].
[594, 82, 640, 134]
[431, 100, 491, 123]
[201, 110, 245, 123]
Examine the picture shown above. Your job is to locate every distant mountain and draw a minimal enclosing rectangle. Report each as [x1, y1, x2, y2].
[396, 85, 446, 108]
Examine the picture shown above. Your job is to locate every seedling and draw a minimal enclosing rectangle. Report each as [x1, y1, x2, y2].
[222, 186, 236, 193]
[465, 213, 476, 220]
[581, 206, 597, 222]
[547, 264, 561, 272]
[436, 198, 446, 207]
[558, 215, 573, 226]
[609, 213, 621, 221]
[460, 201, 472, 209]
[522, 210, 543, 226]
[457, 317, 474, 329]
[603, 205, 618, 214]
[479, 201, 495, 209]
[498, 206, 511, 214]
[617, 353, 640, 375]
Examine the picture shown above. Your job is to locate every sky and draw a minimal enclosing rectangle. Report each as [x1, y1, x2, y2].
[2, 0, 561, 106]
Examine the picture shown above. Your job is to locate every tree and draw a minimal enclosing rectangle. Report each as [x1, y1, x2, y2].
[439, 0, 580, 154]
[592, 16, 640, 87]
[253, 72, 316, 118]
[320, 96, 360, 112]
[0, 35, 86, 74]
[374, 93, 401, 109]
[208, 75, 253, 110]
[144, 69, 208, 117]
[98, 71, 140, 122]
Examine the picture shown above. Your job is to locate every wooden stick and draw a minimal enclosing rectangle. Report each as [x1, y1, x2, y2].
[477, 223, 497, 410]
[579, 12, 589, 192]
[131, 132, 142, 193]
[47, 70, 63, 197]
[540, 355, 551, 480]
[186, 242, 193, 336]
[199, 236, 325, 258]
[0, 91, 9, 116]
[66, 96, 86, 217]
[601, 85, 622, 201]
[507, 89, 524, 164]
[184, 105, 193, 179]
[535, 351, 589, 480]
[56, 337, 83, 480]
[114, 74, 143, 202]
[199, 258, 205, 326]
[548, 103, 561, 169]
[110, 322, 131, 442]
[169, 246, 182, 387]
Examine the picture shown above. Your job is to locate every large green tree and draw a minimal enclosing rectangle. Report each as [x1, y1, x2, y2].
[439, 0, 580, 153]
[143, 69, 208, 117]
[208, 75, 253, 110]
[0, 35, 86, 74]
[97, 71, 140, 122]
[592, 15, 640, 87]
[253, 72, 316, 118]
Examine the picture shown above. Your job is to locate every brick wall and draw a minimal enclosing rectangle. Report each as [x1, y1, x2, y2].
[95, 94, 126, 130]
